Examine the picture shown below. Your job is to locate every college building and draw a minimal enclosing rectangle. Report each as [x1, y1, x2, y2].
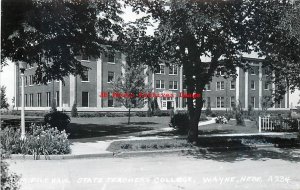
[14, 52, 289, 112]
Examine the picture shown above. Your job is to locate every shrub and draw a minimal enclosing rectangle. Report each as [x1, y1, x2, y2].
[0, 125, 71, 158]
[205, 105, 212, 116]
[215, 116, 228, 124]
[1, 150, 20, 190]
[224, 112, 233, 121]
[44, 111, 71, 131]
[0, 128, 23, 154]
[71, 103, 78, 117]
[211, 112, 217, 117]
[169, 113, 189, 134]
[153, 110, 170, 116]
[136, 111, 147, 117]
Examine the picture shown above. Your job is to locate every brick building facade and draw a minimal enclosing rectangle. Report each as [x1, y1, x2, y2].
[14, 53, 289, 112]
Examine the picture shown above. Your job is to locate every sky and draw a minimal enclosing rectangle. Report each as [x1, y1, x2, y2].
[1, 4, 299, 109]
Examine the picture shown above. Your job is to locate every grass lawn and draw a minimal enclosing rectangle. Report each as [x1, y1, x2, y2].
[199, 119, 259, 135]
[68, 116, 171, 139]
[107, 138, 192, 152]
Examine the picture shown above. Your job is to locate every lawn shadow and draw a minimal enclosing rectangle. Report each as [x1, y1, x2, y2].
[120, 122, 159, 125]
[186, 148, 300, 163]
[67, 123, 154, 139]
[184, 135, 300, 163]
[199, 130, 236, 135]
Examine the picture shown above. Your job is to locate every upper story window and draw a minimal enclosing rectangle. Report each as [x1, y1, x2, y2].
[82, 70, 89, 82]
[81, 55, 90, 61]
[216, 81, 225, 90]
[251, 80, 255, 90]
[264, 82, 270, 90]
[107, 52, 115, 63]
[205, 83, 211, 91]
[250, 67, 256, 75]
[29, 75, 34, 86]
[230, 80, 236, 90]
[156, 64, 165, 74]
[169, 65, 178, 75]
[264, 67, 271, 75]
[25, 76, 28, 86]
[156, 80, 165, 89]
[108, 71, 114, 83]
[169, 81, 178, 90]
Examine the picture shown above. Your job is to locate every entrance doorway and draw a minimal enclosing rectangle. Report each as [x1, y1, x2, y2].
[167, 101, 173, 110]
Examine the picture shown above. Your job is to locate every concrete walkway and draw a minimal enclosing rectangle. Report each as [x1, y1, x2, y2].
[70, 117, 299, 156]
[70, 117, 217, 155]
[70, 127, 176, 155]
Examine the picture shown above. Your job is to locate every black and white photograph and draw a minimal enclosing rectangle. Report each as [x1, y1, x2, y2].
[1, 0, 300, 189]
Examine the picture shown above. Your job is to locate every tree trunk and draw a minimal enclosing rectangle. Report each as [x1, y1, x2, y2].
[128, 108, 131, 125]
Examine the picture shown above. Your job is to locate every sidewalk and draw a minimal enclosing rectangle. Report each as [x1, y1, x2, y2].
[70, 127, 176, 155]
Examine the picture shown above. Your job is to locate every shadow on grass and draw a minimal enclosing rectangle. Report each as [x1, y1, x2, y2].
[184, 136, 300, 163]
[186, 148, 300, 163]
[199, 130, 236, 135]
[68, 123, 154, 139]
[120, 122, 159, 125]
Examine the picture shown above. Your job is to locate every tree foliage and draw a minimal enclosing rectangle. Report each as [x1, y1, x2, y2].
[111, 63, 150, 124]
[1, 86, 9, 109]
[1, 0, 123, 83]
[128, 0, 261, 142]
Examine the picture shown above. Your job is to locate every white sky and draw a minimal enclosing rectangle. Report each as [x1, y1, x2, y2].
[1, 5, 299, 108]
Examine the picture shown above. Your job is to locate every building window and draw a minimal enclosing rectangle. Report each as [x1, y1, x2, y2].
[46, 92, 51, 107]
[156, 64, 165, 74]
[205, 83, 211, 91]
[264, 82, 270, 90]
[216, 97, 225, 108]
[169, 65, 178, 75]
[29, 75, 33, 86]
[108, 71, 114, 83]
[207, 97, 211, 107]
[82, 70, 89, 82]
[169, 81, 178, 90]
[251, 97, 255, 108]
[230, 96, 235, 108]
[230, 80, 235, 90]
[29, 94, 33, 107]
[108, 92, 113, 107]
[82, 92, 89, 107]
[25, 94, 28, 107]
[219, 70, 225, 76]
[156, 80, 165, 89]
[56, 91, 60, 107]
[37, 93, 42, 107]
[107, 52, 115, 63]
[251, 80, 255, 90]
[81, 55, 90, 61]
[250, 67, 256, 75]
[216, 81, 225, 90]
[264, 67, 270, 75]
[25, 76, 28, 86]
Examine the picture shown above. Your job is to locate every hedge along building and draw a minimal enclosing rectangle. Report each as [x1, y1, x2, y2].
[14, 52, 289, 112]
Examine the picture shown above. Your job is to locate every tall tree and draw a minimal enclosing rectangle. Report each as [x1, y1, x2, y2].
[248, 0, 300, 102]
[1, 86, 9, 109]
[111, 63, 150, 124]
[1, 0, 123, 83]
[128, 0, 260, 143]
